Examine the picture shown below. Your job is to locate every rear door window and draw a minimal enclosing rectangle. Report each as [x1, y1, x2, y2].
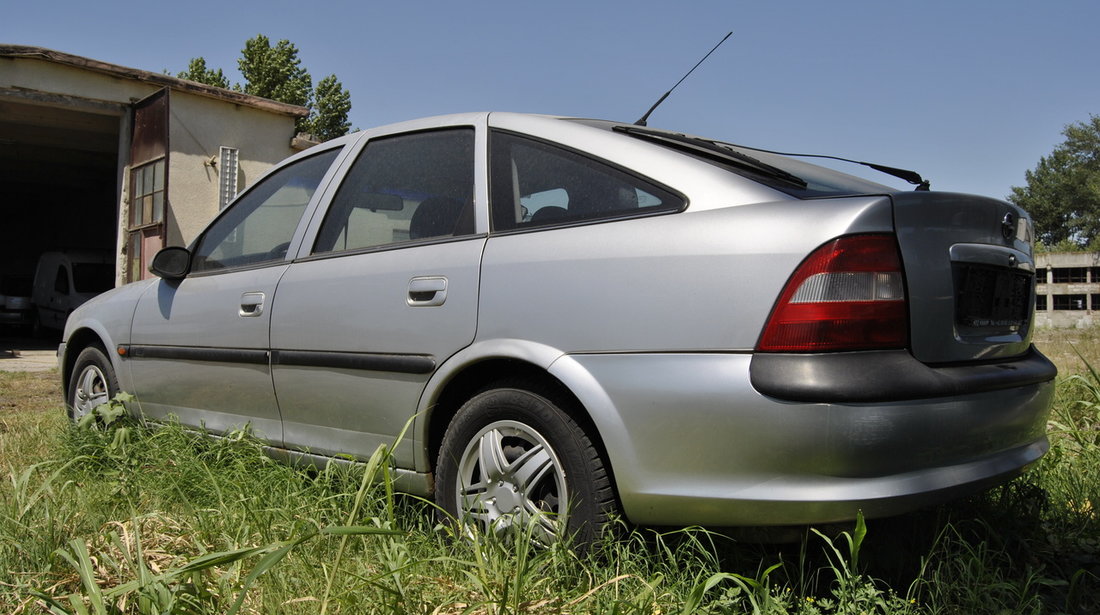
[313, 128, 475, 254]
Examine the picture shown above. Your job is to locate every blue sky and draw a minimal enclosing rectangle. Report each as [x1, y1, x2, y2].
[5, 0, 1097, 200]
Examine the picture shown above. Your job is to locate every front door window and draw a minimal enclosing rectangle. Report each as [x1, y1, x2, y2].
[192, 149, 339, 273]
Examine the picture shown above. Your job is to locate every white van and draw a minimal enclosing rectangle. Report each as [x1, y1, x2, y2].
[32, 251, 115, 332]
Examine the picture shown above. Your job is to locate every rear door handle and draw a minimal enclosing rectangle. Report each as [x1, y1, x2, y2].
[240, 291, 265, 317]
[408, 276, 447, 307]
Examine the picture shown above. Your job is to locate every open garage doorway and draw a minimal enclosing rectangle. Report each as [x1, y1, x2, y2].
[0, 99, 120, 273]
[0, 97, 122, 336]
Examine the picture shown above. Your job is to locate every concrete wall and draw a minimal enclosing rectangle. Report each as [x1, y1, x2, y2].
[1034, 251, 1100, 328]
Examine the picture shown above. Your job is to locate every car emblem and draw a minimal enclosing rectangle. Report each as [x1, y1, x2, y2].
[1001, 212, 1016, 240]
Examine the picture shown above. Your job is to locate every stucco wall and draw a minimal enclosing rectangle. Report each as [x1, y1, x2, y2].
[166, 92, 299, 246]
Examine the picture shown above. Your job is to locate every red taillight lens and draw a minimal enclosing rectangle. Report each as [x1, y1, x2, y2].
[756, 234, 908, 352]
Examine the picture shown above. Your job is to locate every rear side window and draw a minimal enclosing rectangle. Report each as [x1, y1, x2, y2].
[490, 131, 682, 231]
[314, 128, 475, 254]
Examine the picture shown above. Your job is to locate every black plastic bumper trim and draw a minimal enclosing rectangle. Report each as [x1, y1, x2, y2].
[749, 346, 1057, 403]
[125, 345, 436, 375]
[127, 345, 269, 365]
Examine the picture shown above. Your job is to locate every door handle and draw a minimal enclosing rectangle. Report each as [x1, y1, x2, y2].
[408, 276, 447, 307]
[240, 291, 265, 317]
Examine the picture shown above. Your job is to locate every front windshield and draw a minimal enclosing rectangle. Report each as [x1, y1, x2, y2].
[574, 119, 896, 198]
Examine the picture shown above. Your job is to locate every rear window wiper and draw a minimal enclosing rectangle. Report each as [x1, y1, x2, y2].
[614, 125, 808, 189]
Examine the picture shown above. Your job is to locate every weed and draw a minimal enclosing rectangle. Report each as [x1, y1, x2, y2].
[1, 331, 1099, 613]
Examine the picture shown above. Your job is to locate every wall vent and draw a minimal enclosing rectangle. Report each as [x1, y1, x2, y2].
[218, 146, 239, 210]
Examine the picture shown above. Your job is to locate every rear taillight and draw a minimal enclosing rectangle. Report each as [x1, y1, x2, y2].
[756, 234, 908, 352]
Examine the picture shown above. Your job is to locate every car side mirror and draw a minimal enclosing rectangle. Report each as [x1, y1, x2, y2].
[149, 247, 192, 280]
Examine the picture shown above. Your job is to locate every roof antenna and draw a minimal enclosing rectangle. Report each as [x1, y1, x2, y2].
[635, 31, 733, 127]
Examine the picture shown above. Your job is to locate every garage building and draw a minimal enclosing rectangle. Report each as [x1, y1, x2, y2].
[0, 45, 313, 293]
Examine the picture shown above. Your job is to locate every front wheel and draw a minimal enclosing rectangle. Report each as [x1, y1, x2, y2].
[67, 345, 119, 422]
[435, 386, 618, 547]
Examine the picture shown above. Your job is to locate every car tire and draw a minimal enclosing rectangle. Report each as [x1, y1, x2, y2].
[435, 385, 618, 547]
[67, 345, 119, 422]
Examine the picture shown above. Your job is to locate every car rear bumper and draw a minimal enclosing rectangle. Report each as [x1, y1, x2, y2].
[749, 346, 1056, 403]
[556, 351, 1054, 526]
[619, 439, 1046, 526]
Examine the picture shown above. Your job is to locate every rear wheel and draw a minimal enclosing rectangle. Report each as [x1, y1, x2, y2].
[67, 345, 119, 422]
[436, 386, 618, 546]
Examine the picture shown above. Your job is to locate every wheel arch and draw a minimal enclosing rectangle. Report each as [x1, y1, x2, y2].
[420, 344, 621, 502]
[61, 326, 118, 400]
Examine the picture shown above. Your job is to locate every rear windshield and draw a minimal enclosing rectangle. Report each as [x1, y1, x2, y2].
[572, 119, 895, 199]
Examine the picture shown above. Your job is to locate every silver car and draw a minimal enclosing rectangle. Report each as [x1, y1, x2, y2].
[60, 112, 1055, 544]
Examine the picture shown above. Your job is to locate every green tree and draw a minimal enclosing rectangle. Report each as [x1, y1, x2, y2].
[237, 35, 312, 109]
[179, 35, 354, 141]
[304, 74, 352, 141]
[1009, 115, 1100, 249]
[177, 57, 230, 89]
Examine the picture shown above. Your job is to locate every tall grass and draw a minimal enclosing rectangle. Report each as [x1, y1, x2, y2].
[1, 328, 1098, 613]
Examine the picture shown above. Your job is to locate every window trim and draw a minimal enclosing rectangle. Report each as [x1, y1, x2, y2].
[296, 232, 488, 265]
[488, 129, 688, 236]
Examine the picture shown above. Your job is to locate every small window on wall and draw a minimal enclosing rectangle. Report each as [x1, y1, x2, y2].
[126, 158, 167, 282]
[1053, 294, 1087, 310]
[1035, 295, 1047, 311]
[1052, 267, 1087, 283]
[130, 159, 165, 227]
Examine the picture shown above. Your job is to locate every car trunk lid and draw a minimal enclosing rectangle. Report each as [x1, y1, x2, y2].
[892, 191, 1036, 364]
